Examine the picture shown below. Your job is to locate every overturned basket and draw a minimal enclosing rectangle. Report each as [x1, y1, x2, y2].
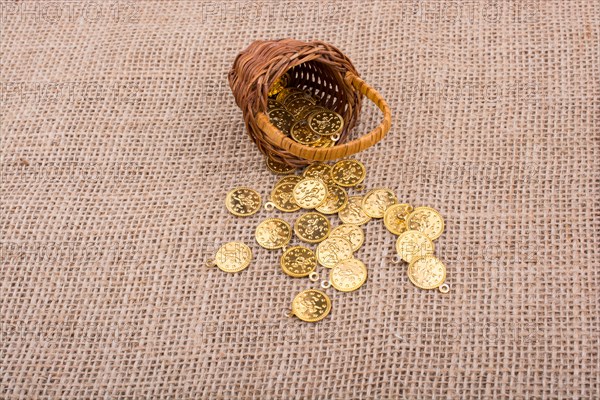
[228, 39, 392, 168]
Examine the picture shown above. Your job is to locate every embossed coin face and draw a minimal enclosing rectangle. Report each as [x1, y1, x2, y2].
[270, 183, 301, 212]
[316, 237, 354, 268]
[292, 178, 328, 209]
[383, 203, 413, 235]
[266, 157, 296, 175]
[255, 218, 292, 250]
[331, 160, 366, 187]
[316, 185, 348, 214]
[291, 120, 321, 145]
[286, 97, 316, 117]
[329, 224, 365, 252]
[330, 258, 368, 292]
[267, 108, 294, 135]
[276, 87, 303, 104]
[362, 189, 398, 218]
[406, 206, 445, 240]
[407, 255, 447, 289]
[303, 163, 333, 184]
[395, 230, 435, 263]
[338, 196, 371, 225]
[290, 289, 331, 322]
[283, 91, 316, 106]
[214, 242, 252, 273]
[274, 175, 303, 187]
[294, 212, 330, 243]
[267, 98, 282, 112]
[280, 246, 317, 277]
[307, 110, 343, 136]
[310, 136, 335, 148]
[225, 187, 262, 217]
[297, 105, 327, 120]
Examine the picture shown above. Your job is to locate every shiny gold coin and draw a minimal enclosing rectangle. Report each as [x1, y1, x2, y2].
[330, 258, 367, 292]
[316, 237, 354, 268]
[274, 175, 303, 187]
[286, 97, 316, 117]
[255, 218, 292, 250]
[383, 203, 413, 235]
[268, 73, 289, 97]
[303, 162, 333, 184]
[266, 157, 296, 175]
[309, 135, 335, 148]
[294, 212, 330, 243]
[267, 108, 294, 135]
[280, 246, 317, 277]
[338, 196, 371, 225]
[291, 120, 321, 145]
[395, 230, 435, 263]
[407, 255, 447, 290]
[331, 159, 366, 187]
[267, 98, 282, 112]
[292, 178, 328, 209]
[329, 224, 364, 252]
[307, 109, 344, 136]
[362, 189, 398, 218]
[290, 289, 331, 322]
[297, 105, 327, 120]
[212, 242, 252, 273]
[225, 187, 262, 217]
[283, 91, 316, 106]
[276, 87, 304, 104]
[270, 183, 301, 212]
[316, 184, 348, 214]
[406, 206, 445, 240]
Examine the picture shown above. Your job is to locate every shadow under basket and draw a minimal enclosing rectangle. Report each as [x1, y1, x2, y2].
[228, 39, 392, 168]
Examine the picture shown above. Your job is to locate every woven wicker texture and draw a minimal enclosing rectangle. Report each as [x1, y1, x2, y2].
[1, 1, 599, 399]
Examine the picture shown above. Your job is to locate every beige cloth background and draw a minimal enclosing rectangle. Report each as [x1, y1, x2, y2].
[1, 1, 599, 399]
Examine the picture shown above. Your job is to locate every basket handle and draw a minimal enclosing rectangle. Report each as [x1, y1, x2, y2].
[256, 71, 392, 161]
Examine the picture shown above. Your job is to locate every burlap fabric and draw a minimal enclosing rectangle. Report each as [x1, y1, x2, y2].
[1, 1, 599, 399]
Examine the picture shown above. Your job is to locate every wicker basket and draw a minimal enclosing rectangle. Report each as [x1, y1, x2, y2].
[228, 39, 392, 168]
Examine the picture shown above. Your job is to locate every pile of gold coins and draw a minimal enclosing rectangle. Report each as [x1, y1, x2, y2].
[208, 157, 450, 323]
[266, 73, 343, 147]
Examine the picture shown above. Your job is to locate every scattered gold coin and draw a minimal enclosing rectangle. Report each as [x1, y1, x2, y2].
[280, 246, 317, 278]
[255, 218, 292, 250]
[362, 189, 398, 218]
[294, 212, 330, 243]
[331, 159, 366, 187]
[407, 255, 447, 289]
[274, 175, 303, 187]
[316, 237, 354, 268]
[338, 196, 371, 225]
[209, 242, 252, 273]
[330, 258, 368, 292]
[291, 120, 321, 145]
[406, 206, 445, 241]
[303, 162, 333, 184]
[329, 224, 365, 252]
[308, 109, 344, 136]
[315, 184, 348, 214]
[289, 289, 331, 322]
[383, 203, 413, 235]
[225, 187, 262, 217]
[292, 178, 328, 209]
[395, 230, 435, 263]
[266, 157, 295, 175]
[270, 183, 301, 212]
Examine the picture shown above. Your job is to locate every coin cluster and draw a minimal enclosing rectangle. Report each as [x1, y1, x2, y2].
[266, 73, 344, 147]
[210, 156, 452, 323]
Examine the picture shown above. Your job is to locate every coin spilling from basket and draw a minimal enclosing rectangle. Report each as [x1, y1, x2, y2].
[265, 73, 343, 148]
[207, 158, 451, 323]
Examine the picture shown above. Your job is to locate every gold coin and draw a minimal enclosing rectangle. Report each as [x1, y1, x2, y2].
[270, 183, 300, 212]
[307, 109, 344, 136]
[267, 98, 282, 112]
[276, 87, 305, 104]
[290, 289, 331, 322]
[225, 187, 262, 217]
[407, 255, 447, 289]
[294, 212, 330, 243]
[338, 196, 371, 225]
[383, 203, 413, 235]
[330, 258, 367, 292]
[362, 189, 398, 218]
[280, 246, 317, 277]
[267, 108, 294, 135]
[291, 120, 321, 145]
[283, 91, 315, 106]
[213, 242, 252, 273]
[286, 97, 316, 117]
[297, 105, 327, 120]
[266, 157, 296, 175]
[329, 224, 364, 252]
[331, 159, 366, 187]
[255, 218, 292, 250]
[268, 73, 289, 97]
[292, 178, 328, 209]
[274, 175, 303, 187]
[406, 206, 445, 240]
[310, 136, 335, 148]
[395, 230, 435, 263]
[316, 184, 348, 214]
[316, 237, 354, 268]
[303, 162, 333, 184]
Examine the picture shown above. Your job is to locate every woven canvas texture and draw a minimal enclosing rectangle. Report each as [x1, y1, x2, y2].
[1, 1, 599, 399]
